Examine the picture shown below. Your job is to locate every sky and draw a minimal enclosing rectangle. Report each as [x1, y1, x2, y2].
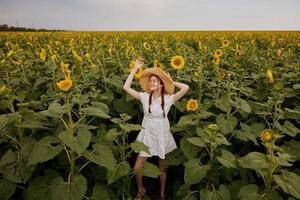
[0, 0, 299, 31]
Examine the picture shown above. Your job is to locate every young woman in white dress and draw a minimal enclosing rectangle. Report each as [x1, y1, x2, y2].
[123, 58, 189, 200]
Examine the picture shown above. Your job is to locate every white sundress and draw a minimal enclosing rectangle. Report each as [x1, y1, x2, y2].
[136, 92, 177, 159]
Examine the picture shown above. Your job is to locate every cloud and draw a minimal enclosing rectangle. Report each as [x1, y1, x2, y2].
[0, 0, 299, 30]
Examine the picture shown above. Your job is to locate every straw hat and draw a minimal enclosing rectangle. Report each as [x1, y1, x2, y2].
[139, 67, 174, 95]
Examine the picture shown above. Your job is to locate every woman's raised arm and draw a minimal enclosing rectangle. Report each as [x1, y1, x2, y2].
[173, 81, 189, 103]
[123, 58, 144, 100]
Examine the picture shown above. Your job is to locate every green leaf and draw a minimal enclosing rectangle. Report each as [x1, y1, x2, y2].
[275, 121, 300, 137]
[235, 123, 265, 144]
[164, 148, 185, 167]
[200, 188, 222, 200]
[141, 162, 161, 178]
[25, 169, 61, 200]
[282, 140, 300, 160]
[248, 100, 269, 115]
[180, 137, 201, 160]
[215, 133, 231, 146]
[216, 114, 238, 135]
[264, 190, 283, 200]
[274, 170, 300, 199]
[105, 128, 121, 141]
[238, 152, 269, 170]
[187, 137, 206, 147]
[0, 179, 16, 200]
[238, 184, 260, 200]
[0, 114, 9, 130]
[83, 144, 117, 170]
[214, 95, 231, 113]
[200, 184, 231, 200]
[90, 184, 111, 200]
[130, 141, 150, 155]
[40, 103, 67, 118]
[284, 108, 300, 120]
[217, 149, 238, 168]
[184, 159, 209, 185]
[119, 123, 142, 133]
[50, 175, 87, 200]
[91, 102, 110, 114]
[28, 136, 63, 165]
[234, 97, 252, 113]
[26, 176, 52, 200]
[219, 185, 231, 200]
[80, 107, 110, 119]
[293, 83, 300, 90]
[110, 118, 123, 124]
[58, 129, 91, 155]
[176, 184, 197, 200]
[19, 112, 52, 129]
[107, 161, 130, 185]
[176, 114, 199, 127]
[0, 138, 36, 183]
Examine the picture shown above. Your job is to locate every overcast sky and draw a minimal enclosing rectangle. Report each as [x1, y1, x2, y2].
[0, 0, 299, 31]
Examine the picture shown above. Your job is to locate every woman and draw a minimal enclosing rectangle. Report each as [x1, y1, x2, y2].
[123, 58, 189, 200]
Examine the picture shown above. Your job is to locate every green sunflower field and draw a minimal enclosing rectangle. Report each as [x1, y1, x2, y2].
[0, 31, 300, 200]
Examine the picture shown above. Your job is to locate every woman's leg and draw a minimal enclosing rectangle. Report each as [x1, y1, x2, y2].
[134, 155, 148, 199]
[158, 158, 167, 199]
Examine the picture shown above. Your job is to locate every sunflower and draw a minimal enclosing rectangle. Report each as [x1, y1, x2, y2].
[235, 45, 242, 58]
[108, 43, 114, 56]
[0, 85, 9, 95]
[60, 62, 71, 79]
[153, 59, 159, 68]
[171, 55, 185, 70]
[208, 123, 219, 131]
[235, 50, 241, 58]
[222, 40, 229, 47]
[194, 66, 202, 77]
[72, 50, 83, 62]
[143, 42, 151, 50]
[39, 48, 47, 62]
[7, 50, 14, 57]
[271, 41, 276, 47]
[212, 56, 220, 65]
[267, 69, 274, 84]
[57, 79, 73, 92]
[261, 129, 273, 143]
[214, 49, 222, 57]
[129, 60, 143, 79]
[198, 41, 202, 50]
[10, 57, 21, 66]
[51, 54, 58, 62]
[108, 47, 113, 56]
[85, 53, 96, 68]
[236, 44, 242, 52]
[277, 48, 284, 59]
[186, 99, 198, 111]
[5, 42, 13, 51]
[218, 68, 226, 80]
[135, 67, 143, 79]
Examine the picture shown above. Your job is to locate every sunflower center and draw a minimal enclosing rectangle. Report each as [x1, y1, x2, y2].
[174, 59, 181, 66]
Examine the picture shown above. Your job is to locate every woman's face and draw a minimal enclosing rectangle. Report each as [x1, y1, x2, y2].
[149, 75, 163, 91]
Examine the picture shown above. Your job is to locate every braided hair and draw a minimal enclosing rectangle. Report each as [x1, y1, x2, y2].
[148, 75, 166, 118]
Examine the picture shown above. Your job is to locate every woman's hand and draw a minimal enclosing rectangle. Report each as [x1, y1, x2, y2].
[133, 58, 144, 71]
[173, 81, 189, 103]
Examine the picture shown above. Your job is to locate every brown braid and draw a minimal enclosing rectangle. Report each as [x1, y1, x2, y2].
[161, 86, 165, 118]
[148, 92, 153, 114]
[148, 75, 166, 118]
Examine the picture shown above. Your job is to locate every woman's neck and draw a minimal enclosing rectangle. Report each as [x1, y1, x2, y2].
[152, 90, 161, 99]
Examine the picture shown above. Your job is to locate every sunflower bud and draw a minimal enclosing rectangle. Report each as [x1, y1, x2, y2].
[261, 129, 273, 143]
